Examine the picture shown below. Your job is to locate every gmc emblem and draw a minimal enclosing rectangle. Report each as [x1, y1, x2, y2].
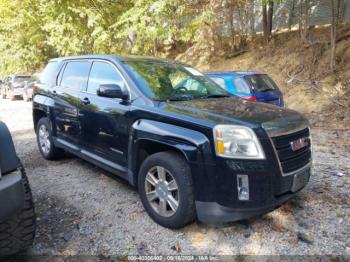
[290, 137, 309, 151]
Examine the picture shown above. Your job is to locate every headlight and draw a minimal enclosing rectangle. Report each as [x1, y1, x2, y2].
[213, 125, 265, 159]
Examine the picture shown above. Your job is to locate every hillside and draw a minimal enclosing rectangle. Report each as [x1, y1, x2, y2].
[177, 24, 350, 129]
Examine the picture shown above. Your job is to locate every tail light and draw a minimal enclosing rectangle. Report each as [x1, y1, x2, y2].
[241, 95, 257, 101]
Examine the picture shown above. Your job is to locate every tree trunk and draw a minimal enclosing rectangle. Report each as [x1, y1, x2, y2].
[330, 0, 340, 71]
[339, 0, 345, 22]
[249, 0, 255, 35]
[288, 0, 295, 30]
[300, 0, 310, 43]
[262, 3, 268, 43]
[267, 1, 274, 36]
[227, 1, 236, 51]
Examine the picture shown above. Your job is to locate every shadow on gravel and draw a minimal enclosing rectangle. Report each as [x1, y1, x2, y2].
[14, 135, 135, 191]
[74, 157, 134, 189]
[33, 193, 82, 254]
[2, 194, 82, 260]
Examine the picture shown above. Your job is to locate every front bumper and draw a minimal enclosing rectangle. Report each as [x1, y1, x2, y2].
[196, 189, 303, 224]
[191, 155, 311, 224]
[0, 169, 25, 222]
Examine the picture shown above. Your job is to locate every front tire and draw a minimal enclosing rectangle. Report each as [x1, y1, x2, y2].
[138, 151, 196, 229]
[0, 166, 36, 256]
[36, 117, 64, 160]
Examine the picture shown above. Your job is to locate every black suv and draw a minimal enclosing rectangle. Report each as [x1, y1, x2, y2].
[33, 55, 312, 228]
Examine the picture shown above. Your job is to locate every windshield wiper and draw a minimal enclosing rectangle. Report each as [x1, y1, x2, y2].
[167, 96, 194, 101]
[198, 94, 231, 99]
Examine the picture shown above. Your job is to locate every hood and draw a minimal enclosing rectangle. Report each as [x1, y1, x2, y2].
[161, 97, 309, 137]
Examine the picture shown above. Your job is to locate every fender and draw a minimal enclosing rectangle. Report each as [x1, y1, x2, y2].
[33, 94, 54, 113]
[128, 119, 214, 185]
[32, 94, 55, 130]
[0, 121, 20, 174]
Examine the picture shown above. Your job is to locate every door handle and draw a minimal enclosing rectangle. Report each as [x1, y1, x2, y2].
[82, 97, 90, 105]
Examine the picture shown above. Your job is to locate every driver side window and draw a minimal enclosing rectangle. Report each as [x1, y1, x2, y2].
[87, 61, 125, 94]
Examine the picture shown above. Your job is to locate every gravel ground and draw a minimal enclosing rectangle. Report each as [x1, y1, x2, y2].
[0, 98, 349, 256]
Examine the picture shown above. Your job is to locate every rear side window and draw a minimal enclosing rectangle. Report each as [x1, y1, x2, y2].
[233, 78, 250, 93]
[60, 61, 90, 91]
[244, 75, 278, 92]
[209, 77, 226, 89]
[87, 61, 125, 94]
[40, 61, 58, 85]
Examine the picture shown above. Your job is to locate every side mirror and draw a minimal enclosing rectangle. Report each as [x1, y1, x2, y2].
[97, 84, 128, 100]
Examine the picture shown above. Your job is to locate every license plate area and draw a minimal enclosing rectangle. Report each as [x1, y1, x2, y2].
[291, 168, 310, 192]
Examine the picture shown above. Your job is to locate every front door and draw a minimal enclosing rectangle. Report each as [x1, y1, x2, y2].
[79, 61, 130, 169]
[52, 60, 91, 146]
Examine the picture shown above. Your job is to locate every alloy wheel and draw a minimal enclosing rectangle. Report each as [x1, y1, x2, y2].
[38, 124, 51, 154]
[144, 166, 179, 217]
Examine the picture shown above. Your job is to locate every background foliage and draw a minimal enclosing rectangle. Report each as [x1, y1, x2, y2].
[0, 0, 345, 77]
[0, 0, 208, 77]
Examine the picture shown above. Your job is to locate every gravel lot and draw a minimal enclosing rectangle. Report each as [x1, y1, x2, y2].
[0, 98, 349, 256]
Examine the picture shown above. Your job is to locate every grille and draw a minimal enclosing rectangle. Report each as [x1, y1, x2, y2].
[271, 128, 311, 174]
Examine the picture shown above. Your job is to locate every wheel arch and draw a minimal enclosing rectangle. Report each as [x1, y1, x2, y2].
[32, 94, 54, 131]
[128, 119, 213, 186]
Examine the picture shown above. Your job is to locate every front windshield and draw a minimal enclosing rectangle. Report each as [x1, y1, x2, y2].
[122, 60, 229, 101]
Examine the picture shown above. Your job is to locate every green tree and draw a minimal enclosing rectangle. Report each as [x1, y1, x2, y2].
[110, 0, 208, 55]
[0, 0, 48, 76]
[0, 0, 208, 76]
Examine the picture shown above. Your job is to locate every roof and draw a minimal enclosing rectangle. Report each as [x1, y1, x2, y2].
[49, 54, 187, 65]
[205, 71, 266, 77]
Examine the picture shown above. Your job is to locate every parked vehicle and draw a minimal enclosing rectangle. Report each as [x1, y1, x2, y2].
[205, 71, 284, 107]
[0, 121, 36, 256]
[33, 55, 311, 228]
[2, 75, 35, 101]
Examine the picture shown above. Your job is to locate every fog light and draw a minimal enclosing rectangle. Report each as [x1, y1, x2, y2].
[237, 174, 249, 201]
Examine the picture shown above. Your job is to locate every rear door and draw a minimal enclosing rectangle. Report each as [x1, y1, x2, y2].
[244, 74, 282, 106]
[52, 60, 91, 146]
[78, 60, 130, 170]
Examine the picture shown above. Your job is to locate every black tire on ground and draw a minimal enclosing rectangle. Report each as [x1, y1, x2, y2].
[138, 151, 196, 229]
[36, 117, 64, 160]
[0, 166, 36, 257]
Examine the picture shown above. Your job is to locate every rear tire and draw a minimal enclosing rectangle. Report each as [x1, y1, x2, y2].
[36, 117, 64, 160]
[138, 151, 196, 229]
[0, 166, 36, 256]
